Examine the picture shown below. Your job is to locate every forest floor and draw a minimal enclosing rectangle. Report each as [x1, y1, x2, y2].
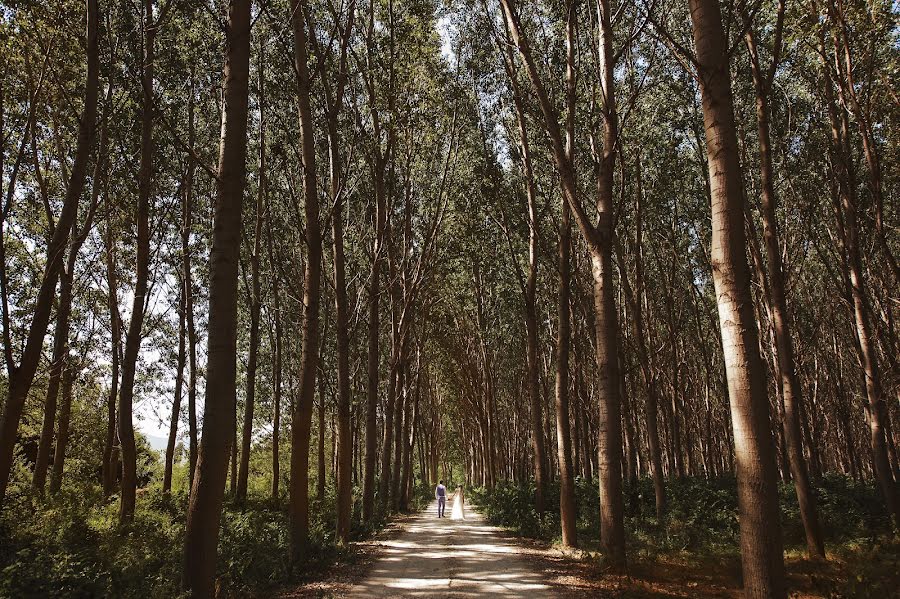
[279, 497, 899, 598]
[280, 499, 603, 597]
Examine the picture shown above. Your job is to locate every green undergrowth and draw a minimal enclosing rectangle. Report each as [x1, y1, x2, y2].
[0, 471, 436, 599]
[469, 474, 897, 595]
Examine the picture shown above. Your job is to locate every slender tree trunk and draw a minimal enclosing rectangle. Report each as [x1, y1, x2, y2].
[266, 120, 283, 501]
[181, 0, 252, 593]
[499, 31, 546, 511]
[321, 3, 356, 537]
[379, 346, 397, 513]
[689, 0, 787, 595]
[588, 0, 626, 567]
[269, 239, 282, 501]
[317, 381, 326, 501]
[103, 196, 119, 497]
[817, 20, 900, 528]
[504, 39, 546, 514]
[184, 67, 199, 488]
[391, 349, 406, 510]
[163, 279, 187, 494]
[616, 159, 666, 517]
[48, 361, 75, 493]
[33, 254, 75, 493]
[554, 0, 577, 545]
[744, 16, 825, 556]
[36, 89, 107, 494]
[400, 359, 416, 510]
[362, 154, 386, 521]
[236, 84, 266, 502]
[166, 92, 191, 490]
[289, 0, 323, 559]
[556, 201, 576, 547]
[499, 0, 625, 565]
[0, 0, 99, 507]
[118, 0, 156, 523]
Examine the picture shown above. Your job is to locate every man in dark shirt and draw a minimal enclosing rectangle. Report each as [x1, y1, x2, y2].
[435, 480, 447, 518]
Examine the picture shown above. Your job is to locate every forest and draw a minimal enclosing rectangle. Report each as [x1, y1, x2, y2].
[0, 0, 897, 597]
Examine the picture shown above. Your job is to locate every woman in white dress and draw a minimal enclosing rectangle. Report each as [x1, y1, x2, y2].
[451, 485, 465, 520]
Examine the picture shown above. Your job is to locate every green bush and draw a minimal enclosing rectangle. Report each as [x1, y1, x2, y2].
[469, 474, 894, 557]
[0, 476, 415, 598]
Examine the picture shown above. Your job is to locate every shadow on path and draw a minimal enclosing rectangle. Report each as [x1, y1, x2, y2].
[347, 499, 556, 598]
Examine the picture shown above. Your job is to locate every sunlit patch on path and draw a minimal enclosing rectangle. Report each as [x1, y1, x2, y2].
[347, 500, 556, 597]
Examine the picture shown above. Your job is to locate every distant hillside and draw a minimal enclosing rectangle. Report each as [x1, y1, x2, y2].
[144, 433, 168, 453]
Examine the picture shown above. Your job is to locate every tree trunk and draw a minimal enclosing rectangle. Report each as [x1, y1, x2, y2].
[379, 347, 397, 513]
[163, 276, 187, 494]
[362, 153, 387, 521]
[236, 83, 266, 502]
[118, 0, 156, 523]
[269, 224, 282, 501]
[317, 382, 326, 501]
[289, 0, 323, 560]
[48, 361, 75, 493]
[391, 350, 407, 511]
[820, 17, 900, 531]
[103, 195, 119, 497]
[33, 252, 75, 493]
[181, 0, 252, 593]
[554, 0, 577, 545]
[0, 0, 99, 507]
[499, 0, 625, 565]
[556, 201, 576, 547]
[744, 16, 825, 556]
[321, 4, 356, 537]
[689, 0, 787, 595]
[616, 158, 666, 517]
[184, 67, 199, 489]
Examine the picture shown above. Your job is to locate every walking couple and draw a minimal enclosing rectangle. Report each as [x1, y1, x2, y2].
[435, 480, 465, 520]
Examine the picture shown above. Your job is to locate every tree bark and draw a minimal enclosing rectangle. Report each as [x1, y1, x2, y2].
[744, 11, 825, 556]
[615, 157, 666, 518]
[289, 0, 323, 560]
[33, 245, 75, 494]
[267, 189, 282, 502]
[236, 73, 267, 501]
[689, 0, 787, 595]
[556, 201, 576, 546]
[555, 0, 577, 546]
[317, 377, 327, 501]
[163, 272, 187, 494]
[48, 361, 75, 493]
[103, 195, 120, 497]
[181, 0, 252, 593]
[820, 10, 900, 530]
[118, 0, 156, 523]
[184, 67, 199, 489]
[317, 0, 356, 539]
[499, 0, 625, 565]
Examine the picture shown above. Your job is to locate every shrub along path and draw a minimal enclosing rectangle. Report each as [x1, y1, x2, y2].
[346, 499, 557, 597]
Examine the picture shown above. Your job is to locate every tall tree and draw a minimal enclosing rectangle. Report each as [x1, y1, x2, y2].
[118, 0, 156, 523]
[499, 0, 626, 566]
[359, 0, 393, 521]
[181, 0, 252, 593]
[309, 0, 356, 542]
[235, 56, 267, 501]
[554, 0, 577, 547]
[688, 0, 787, 595]
[289, 0, 323, 560]
[744, 0, 825, 557]
[0, 0, 100, 507]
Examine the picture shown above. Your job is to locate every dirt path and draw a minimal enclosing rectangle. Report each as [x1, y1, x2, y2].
[346, 499, 557, 598]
